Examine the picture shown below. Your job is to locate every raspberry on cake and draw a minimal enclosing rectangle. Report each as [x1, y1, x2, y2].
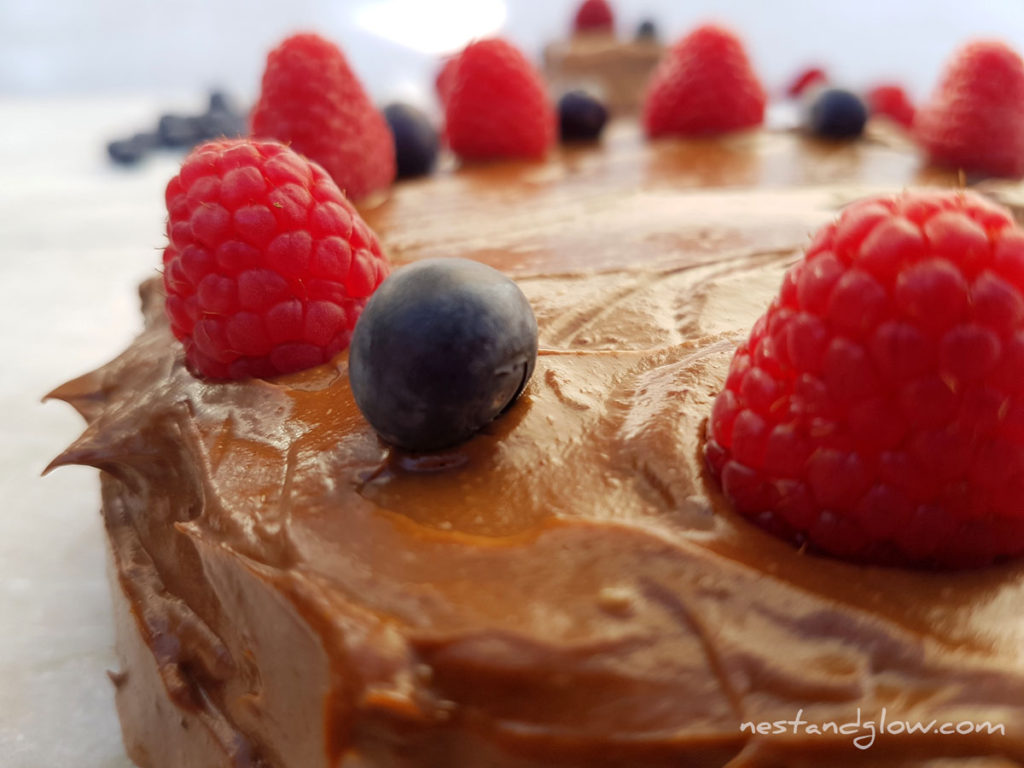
[163, 138, 390, 380]
[434, 54, 460, 106]
[445, 38, 555, 161]
[250, 33, 396, 202]
[785, 65, 828, 98]
[706, 189, 1024, 567]
[915, 39, 1024, 177]
[572, 0, 614, 34]
[867, 83, 915, 129]
[643, 24, 766, 137]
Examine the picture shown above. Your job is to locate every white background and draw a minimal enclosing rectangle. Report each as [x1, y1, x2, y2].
[3, 1, 1024, 767]
[3, 0, 1024, 100]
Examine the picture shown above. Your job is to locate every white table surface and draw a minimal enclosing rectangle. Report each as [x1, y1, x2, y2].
[0, 96, 192, 768]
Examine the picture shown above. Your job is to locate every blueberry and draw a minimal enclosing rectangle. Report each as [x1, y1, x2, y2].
[107, 138, 145, 164]
[207, 90, 234, 114]
[201, 90, 247, 139]
[558, 90, 608, 142]
[349, 258, 538, 452]
[198, 109, 246, 140]
[383, 103, 439, 178]
[157, 113, 204, 147]
[636, 19, 658, 41]
[805, 88, 868, 139]
[106, 132, 159, 165]
[109, 93, 245, 165]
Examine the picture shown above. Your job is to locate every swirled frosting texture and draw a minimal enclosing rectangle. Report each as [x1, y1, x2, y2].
[51, 125, 1024, 767]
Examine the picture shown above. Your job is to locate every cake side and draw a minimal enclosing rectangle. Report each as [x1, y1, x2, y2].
[50, 127, 1024, 767]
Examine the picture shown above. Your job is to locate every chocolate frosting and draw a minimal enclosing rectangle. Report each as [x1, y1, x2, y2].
[50, 124, 1024, 767]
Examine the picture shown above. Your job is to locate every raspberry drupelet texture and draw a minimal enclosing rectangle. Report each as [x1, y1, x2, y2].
[250, 33, 396, 202]
[706, 190, 1024, 568]
[643, 25, 765, 138]
[915, 40, 1024, 178]
[163, 138, 390, 381]
[445, 39, 555, 161]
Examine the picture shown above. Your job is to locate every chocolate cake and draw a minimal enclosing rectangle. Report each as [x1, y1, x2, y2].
[50, 122, 1024, 767]
[543, 33, 663, 115]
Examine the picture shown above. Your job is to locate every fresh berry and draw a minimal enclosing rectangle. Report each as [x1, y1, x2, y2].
[107, 132, 159, 165]
[199, 91, 246, 140]
[915, 40, 1024, 177]
[251, 33, 396, 202]
[445, 39, 555, 161]
[436, 55, 460, 106]
[786, 66, 827, 98]
[160, 96, 247, 147]
[349, 258, 538, 451]
[705, 189, 1024, 568]
[643, 25, 765, 137]
[106, 91, 247, 166]
[162, 138, 390, 380]
[384, 103, 439, 178]
[199, 109, 246, 141]
[635, 19, 658, 42]
[805, 88, 868, 139]
[558, 90, 608, 141]
[207, 90, 233, 114]
[573, 0, 614, 33]
[866, 84, 915, 129]
[158, 114, 204, 147]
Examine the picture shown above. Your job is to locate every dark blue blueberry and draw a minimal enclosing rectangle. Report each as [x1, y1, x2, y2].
[108, 92, 246, 165]
[198, 109, 246, 140]
[107, 138, 145, 165]
[558, 90, 608, 142]
[207, 90, 233, 114]
[201, 90, 247, 138]
[349, 258, 538, 452]
[805, 88, 868, 139]
[383, 103, 439, 178]
[157, 114, 204, 147]
[636, 19, 658, 41]
[106, 132, 159, 165]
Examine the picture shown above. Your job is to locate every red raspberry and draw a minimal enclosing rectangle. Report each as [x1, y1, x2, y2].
[643, 25, 765, 137]
[162, 139, 390, 380]
[250, 33, 395, 203]
[866, 84, 915, 129]
[445, 39, 555, 161]
[706, 190, 1024, 568]
[573, 0, 614, 34]
[435, 54, 460, 106]
[915, 40, 1024, 177]
[786, 66, 827, 98]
